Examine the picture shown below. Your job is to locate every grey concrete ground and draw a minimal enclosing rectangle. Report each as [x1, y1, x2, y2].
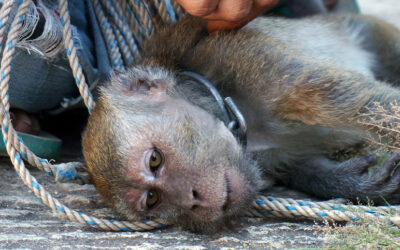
[1, 0, 399, 249]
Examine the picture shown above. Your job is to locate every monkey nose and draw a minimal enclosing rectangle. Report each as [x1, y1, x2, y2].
[190, 190, 209, 213]
[165, 176, 215, 215]
[189, 189, 201, 210]
[177, 188, 211, 214]
[178, 189, 200, 209]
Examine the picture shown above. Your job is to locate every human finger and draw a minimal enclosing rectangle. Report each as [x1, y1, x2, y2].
[207, 0, 279, 32]
[175, 0, 219, 17]
[203, 0, 253, 22]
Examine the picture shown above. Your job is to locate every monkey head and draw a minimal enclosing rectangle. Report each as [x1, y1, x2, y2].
[82, 66, 263, 231]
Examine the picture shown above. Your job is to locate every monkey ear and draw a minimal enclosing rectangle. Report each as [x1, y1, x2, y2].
[123, 77, 168, 96]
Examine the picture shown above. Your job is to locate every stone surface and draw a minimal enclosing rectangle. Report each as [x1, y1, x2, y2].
[1, 1, 399, 249]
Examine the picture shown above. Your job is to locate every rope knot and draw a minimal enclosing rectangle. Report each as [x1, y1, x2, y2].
[55, 162, 84, 182]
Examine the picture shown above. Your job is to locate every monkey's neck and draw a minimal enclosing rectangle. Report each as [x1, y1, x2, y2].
[141, 17, 208, 70]
[172, 74, 228, 122]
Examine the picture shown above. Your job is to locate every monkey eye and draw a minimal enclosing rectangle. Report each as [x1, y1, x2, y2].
[146, 189, 159, 208]
[148, 148, 164, 173]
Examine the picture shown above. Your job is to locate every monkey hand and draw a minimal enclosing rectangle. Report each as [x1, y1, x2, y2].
[288, 153, 400, 205]
[335, 152, 400, 205]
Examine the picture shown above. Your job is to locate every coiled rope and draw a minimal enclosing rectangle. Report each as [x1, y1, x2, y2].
[0, 0, 398, 231]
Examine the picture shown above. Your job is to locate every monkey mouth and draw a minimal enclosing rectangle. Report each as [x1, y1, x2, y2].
[222, 172, 233, 212]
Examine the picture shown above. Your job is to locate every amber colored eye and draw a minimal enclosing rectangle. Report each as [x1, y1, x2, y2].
[146, 189, 159, 208]
[149, 149, 163, 171]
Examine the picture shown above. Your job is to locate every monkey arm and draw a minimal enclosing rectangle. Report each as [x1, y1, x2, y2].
[283, 153, 400, 204]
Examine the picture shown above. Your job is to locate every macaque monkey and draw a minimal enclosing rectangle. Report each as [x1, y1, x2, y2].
[82, 14, 400, 231]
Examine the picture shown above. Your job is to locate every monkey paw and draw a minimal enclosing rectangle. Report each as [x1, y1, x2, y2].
[338, 152, 400, 205]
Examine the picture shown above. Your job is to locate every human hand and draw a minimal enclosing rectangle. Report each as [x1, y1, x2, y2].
[175, 0, 279, 32]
